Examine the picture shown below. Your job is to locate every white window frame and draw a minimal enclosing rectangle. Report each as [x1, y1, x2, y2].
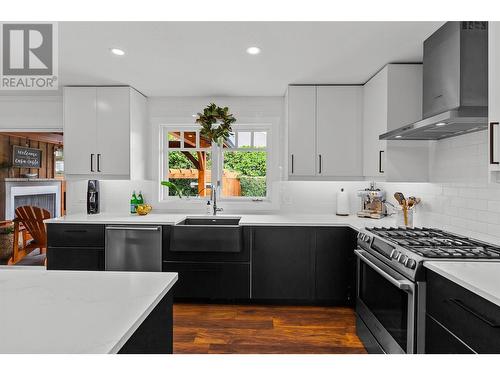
[220, 124, 270, 202]
[159, 123, 272, 203]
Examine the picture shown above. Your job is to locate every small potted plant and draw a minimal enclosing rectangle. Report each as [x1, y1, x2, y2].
[0, 223, 14, 264]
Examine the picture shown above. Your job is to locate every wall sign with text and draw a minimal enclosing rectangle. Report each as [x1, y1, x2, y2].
[12, 145, 42, 168]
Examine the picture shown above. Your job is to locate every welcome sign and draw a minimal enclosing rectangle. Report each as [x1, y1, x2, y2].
[12, 145, 42, 168]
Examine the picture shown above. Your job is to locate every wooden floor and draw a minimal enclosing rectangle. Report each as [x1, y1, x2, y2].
[173, 303, 367, 354]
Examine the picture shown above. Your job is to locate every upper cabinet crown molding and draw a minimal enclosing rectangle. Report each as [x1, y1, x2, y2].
[287, 85, 363, 180]
[63, 86, 150, 180]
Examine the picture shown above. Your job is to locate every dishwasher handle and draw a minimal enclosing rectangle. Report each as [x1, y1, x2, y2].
[106, 226, 161, 231]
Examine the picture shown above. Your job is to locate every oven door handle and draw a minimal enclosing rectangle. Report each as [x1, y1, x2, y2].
[355, 249, 413, 291]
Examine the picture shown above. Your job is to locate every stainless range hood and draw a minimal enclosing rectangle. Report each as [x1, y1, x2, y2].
[380, 21, 488, 141]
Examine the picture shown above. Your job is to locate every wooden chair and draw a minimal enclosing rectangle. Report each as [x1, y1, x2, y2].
[8, 206, 51, 266]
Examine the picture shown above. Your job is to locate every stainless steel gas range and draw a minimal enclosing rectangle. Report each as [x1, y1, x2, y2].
[355, 227, 500, 354]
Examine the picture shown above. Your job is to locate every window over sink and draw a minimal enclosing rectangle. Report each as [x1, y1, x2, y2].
[159, 125, 270, 201]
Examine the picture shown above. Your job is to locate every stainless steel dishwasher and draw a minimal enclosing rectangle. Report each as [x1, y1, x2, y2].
[105, 225, 162, 272]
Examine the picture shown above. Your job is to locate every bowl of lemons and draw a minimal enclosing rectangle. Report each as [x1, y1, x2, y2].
[136, 204, 152, 216]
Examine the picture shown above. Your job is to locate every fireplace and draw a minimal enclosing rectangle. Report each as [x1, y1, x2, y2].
[1, 179, 61, 221]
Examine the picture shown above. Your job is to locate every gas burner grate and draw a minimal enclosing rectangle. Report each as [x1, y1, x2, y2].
[365, 227, 500, 259]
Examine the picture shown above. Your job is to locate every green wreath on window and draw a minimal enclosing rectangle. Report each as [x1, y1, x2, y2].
[195, 103, 237, 144]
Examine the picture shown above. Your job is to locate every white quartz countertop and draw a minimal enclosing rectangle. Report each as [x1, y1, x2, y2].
[424, 261, 500, 307]
[45, 213, 398, 231]
[0, 267, 178, 354]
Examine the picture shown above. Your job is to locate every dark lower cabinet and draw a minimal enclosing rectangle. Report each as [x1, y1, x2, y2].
[251, 227, 314, 301]
[46, 224, 105, 271]
[314, 227, 357, 304]
[163, 261, 250, 300]
[426, 269, 500, 354]
[47, 247, 104, 271]
[250, 226, 356, 304]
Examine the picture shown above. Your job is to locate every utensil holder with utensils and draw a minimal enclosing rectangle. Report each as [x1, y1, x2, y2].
[393, 192, 421, 228]
[396, 206, 414, 228]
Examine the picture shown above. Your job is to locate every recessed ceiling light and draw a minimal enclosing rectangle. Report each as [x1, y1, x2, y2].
[436, 122, 447, 126]
[395, 135, 403, 139]
[246, 46, 261, 55]
[110, 48, 125, 56]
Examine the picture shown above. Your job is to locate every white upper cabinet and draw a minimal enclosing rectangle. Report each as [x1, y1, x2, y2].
[287, 86, 316, 177]
[287, 85, 363, 179]
[489, 22, 500, 177]
[63, 87, 98, 175]
[317, 86, 363, 177]
[64, 86, 149, 180]
[95, 87, 131, 176]
[362, 68, 388, 178]
[362, 64, 427, 181]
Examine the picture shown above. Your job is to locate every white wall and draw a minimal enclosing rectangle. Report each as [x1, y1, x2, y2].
[0, 96, 62, 131]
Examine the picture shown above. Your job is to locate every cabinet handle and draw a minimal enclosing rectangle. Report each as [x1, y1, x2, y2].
[97, 154, 101, 172]
[90, 154, 95, 172]
[490, 122, 499, 165]
[378, 150, 385, 173]
[318, 154, 322, 174]
[106, 226, 161, 231]
[449, 298, 500, 328]
[291, 154, 294, 174]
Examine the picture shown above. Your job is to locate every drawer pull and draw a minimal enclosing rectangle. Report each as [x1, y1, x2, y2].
[64, 230, 87, 233]
[449, 298, 500, 328]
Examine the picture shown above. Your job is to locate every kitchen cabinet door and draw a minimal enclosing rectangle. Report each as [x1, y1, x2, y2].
[288, 86, 316, 177]
[96, 87, 130, 176]
[314, 227, 357, 304]
[47, 247, 104, 271]
[63, 87, 98, 175]
[362, 68, 387, 178]
[162, 261, 250, 300]
[317, 86, 363, 177]
[489, 22, 500, 175]
[251, 227, 314, 300]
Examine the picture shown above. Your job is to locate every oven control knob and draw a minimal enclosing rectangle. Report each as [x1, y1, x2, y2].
[390, 250, 400, 259]
[398, 254, 408, 264]
[405, 259, 417, 269]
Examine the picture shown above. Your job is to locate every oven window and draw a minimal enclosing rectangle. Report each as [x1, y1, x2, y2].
[359, 261, 409, 352]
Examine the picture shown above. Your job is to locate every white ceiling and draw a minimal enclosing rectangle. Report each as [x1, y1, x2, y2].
[52, 22, 443, 96]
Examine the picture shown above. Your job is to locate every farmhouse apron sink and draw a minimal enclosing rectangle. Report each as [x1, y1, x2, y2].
[170, 217, 242, 253]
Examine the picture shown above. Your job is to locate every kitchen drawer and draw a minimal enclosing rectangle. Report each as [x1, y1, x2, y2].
[426, 270, 500, 353]
[425, 313, 475, 354]
[162, 261, 250, 300]
[47, 247, 104, 271]
[47, 224, 105, 248]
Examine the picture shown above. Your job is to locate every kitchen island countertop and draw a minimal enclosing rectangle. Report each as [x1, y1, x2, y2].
[0, 267, 177, 354]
